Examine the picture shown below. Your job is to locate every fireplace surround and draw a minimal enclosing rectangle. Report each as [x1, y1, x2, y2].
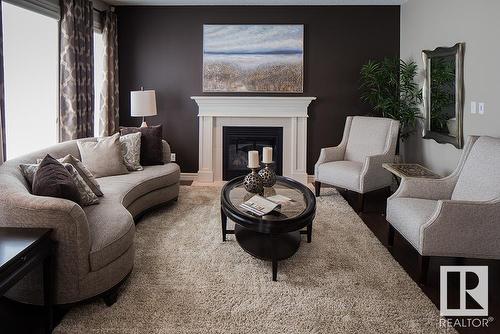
[191, 96, 316, 184]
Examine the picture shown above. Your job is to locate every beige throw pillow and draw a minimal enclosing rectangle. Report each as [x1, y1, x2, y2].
[77, 133, 129, 178]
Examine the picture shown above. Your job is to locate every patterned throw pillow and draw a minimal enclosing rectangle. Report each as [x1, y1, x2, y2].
[63, 163, 99, 206]
[60, 155, 103, 197]
[120, 132, 143, 171]
[19, 163, 39, 186]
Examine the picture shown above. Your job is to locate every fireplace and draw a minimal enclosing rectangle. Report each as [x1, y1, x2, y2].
[223, 126, 283, 180]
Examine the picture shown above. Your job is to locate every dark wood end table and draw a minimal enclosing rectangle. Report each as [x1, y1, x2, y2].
[0, 227, 54, 333]
[221, 176, 316, 281]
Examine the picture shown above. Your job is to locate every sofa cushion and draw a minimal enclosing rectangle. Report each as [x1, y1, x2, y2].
[60, 155, 103, 197]
[344, 117, 391, 163]
[97, 163, 180, 208]
[387, 197, 438, 252]
[63, 163, 99, 206]
[120, 132, 143, 171]
[120, 125, 163, 166]
[32, 155, 81, 204]
[452, 136, 500, 202]
[84, 197, 135, 271]
[77, 133, 129, 178]
[316, 161, 363, 192]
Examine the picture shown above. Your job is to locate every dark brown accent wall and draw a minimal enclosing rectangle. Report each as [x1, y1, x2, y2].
[117, 6, 400, 174]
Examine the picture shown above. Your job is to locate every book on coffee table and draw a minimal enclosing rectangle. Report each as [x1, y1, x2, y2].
[239, 195, 281, 216]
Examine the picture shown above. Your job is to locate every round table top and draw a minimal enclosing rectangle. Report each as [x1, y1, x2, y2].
[221, 176, 316, 234]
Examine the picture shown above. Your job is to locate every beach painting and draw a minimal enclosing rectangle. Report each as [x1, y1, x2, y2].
[203, 24, 304, 93]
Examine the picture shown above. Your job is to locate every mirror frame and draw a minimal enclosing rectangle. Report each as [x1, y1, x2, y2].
[422, 42, 465, 149]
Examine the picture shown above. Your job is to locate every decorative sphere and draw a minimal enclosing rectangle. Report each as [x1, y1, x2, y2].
[243, 170, 264, 194]
[258, 166, 276, 187]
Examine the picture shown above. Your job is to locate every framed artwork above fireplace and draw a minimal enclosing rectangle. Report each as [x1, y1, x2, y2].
[202, 24, 304, 93]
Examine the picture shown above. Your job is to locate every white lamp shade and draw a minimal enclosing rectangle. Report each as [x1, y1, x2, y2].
[130, 90, 157, 117]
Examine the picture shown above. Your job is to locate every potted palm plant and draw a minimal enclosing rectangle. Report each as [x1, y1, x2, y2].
[359, 58, 422, 145]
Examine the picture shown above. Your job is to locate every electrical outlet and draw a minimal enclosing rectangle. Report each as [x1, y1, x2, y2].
[471, 101, 477, 114]
[478, 102, 485, 115]
[170, 153, 176, 162]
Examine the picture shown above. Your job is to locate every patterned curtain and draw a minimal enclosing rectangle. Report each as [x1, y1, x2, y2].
[59, 0, 94, 141]
[99, 10, 119, 137]
[0, 3, 5, 163]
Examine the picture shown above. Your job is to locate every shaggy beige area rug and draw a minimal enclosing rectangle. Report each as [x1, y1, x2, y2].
[55, 186, 454, 333]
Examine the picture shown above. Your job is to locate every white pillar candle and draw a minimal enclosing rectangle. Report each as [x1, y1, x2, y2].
[262, 147, 273, 163]
[248, 150, 260, 169]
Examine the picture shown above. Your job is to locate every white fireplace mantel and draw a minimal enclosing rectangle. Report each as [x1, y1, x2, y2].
[191, 96, 316, 184]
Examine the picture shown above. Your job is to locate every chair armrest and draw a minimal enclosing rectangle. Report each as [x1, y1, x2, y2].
[162, 140, 171, 163]
[421, 199, 500, 258]
[0, 192, 91, 277]
[314, 145, 345, 176]
[359, 153, 395, 191]
[389, 176, 457, 201]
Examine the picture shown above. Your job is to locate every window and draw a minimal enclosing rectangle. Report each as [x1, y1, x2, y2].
[2, 2, 58, 159]
[93, 30, 104, 137]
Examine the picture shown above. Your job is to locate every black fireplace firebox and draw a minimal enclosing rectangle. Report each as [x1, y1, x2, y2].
[223, 126, 283, 181]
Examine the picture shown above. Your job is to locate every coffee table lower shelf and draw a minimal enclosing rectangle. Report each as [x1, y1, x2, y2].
[235, 225, 301, 281]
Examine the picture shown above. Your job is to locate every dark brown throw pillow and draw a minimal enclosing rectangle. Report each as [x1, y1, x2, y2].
[32, 154, 81, 204]
[120, 125, 163, 166]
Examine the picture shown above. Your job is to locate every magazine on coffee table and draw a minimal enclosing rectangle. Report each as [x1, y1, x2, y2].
[239, 195, 282, 216]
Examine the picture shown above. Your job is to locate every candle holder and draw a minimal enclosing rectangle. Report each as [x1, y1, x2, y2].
[259, 162, 276, 187]
[244, 167, 264, 194]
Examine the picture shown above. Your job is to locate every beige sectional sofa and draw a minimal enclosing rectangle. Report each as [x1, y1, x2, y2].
[0, 138, 180, 305]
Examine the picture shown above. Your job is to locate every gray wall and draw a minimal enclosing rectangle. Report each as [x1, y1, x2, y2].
[400, 0, 500, 175]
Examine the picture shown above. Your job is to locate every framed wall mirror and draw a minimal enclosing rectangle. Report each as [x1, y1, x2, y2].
[422, 43, 465, 148]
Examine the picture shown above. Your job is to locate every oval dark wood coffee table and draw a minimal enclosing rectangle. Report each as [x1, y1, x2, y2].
[221, 176, 316, 281]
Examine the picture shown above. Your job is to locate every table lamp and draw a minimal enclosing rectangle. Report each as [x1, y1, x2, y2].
[130, 88, 157, 127]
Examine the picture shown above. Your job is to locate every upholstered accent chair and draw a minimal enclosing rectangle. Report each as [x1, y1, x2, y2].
[314, 116, 400, 211]
[386, 136, 500, 284]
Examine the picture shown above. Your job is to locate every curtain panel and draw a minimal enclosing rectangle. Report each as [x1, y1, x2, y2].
[99, 10, 119, 137]
[0, 3, 5, 163]
[59, 0, 94, 141]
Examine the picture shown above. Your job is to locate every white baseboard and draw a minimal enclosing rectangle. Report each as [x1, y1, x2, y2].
[181, 172, 315, 184]
[180, 173, 198, 181]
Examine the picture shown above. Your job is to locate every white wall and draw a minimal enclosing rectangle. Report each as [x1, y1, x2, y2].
[400, 0, 500, 176]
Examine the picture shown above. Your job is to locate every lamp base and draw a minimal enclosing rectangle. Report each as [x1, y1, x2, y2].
[140, 121, 148, 128]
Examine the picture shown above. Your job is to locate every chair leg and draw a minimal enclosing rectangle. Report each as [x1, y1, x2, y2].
[417, 255, 430, 285]
[356, 192, 365, 212]
[314, 181, 321, 197]
[387, 224, 395, 248]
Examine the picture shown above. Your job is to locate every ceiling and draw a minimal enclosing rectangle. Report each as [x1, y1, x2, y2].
[106, 0, 405, 6]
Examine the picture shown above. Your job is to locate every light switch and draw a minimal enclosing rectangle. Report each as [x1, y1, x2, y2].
[479, 102, 485, 115]
[471, 101, 477, 114]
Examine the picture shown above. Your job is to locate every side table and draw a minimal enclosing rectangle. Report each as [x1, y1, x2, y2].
[0, 227, 54, 333]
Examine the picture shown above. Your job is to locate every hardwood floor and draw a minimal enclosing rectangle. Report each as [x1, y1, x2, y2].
[0, 185, 497, 333]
